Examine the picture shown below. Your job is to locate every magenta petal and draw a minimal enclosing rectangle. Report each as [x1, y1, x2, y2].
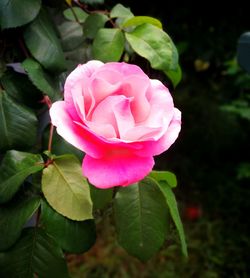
[82, 154, 154, 189]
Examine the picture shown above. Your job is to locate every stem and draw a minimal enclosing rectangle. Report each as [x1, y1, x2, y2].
[48, 124, 54, 153]
[69, 5, 80, 23]
[40, 95, 54, 155]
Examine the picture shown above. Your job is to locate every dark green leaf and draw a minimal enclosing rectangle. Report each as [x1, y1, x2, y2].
[63, 7, 88, 23]
[58, 21, 84, 51]
[92, 28, 125, 62]
[42, 155, 93, 221]
[41, 200, 96, 253]
[0, 195, 40, 251]
[114, 177, 169, 261]
[156, 181, 188, 257]
[0, 150, 43, 204]
[23, 9, 66, 73]
[149, 170, 177, 188]
[237, 32, 250, 73]
[90, 184, 113, 210]
[0, 228, 69, 278]
[122, 16, 162, 29]
[110, 3, 133, 19]
[0, 69, 43, 108]
[22, 58, 61, 101]
[0, 92, 38, 151]
[125, 23, 178, 72]
[83, 13, 108, 39]
[164, 64, 182, 88]
[0, 0, 41, 29]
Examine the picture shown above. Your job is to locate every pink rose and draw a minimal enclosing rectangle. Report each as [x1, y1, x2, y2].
[50, 61, 181, 188]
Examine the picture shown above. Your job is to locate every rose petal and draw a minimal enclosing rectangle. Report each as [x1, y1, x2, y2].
[145, 79, 174, 129]
[122, 75, 151, 122]
[50, 101, 105, 158]
[135, 108, 182, 157]
[103, 62, 146, 77]
[64, 60, 103, 119]
[89, 77, 121, 111]
[124, 125, 163, 141]
[90, 95, 135, 139]
[83, 154, 154, 188]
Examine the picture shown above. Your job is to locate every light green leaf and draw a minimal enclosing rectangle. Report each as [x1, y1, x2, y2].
[41, 200, 96, 253]
[58, 21, 84, 51]
[149, 170, 177, 188]
[23, 9, 66, 73]
[42, 155, 93, 221]
[156, 181, 188, 257]
[0, 69, 42, 108]
[22, 58, 61, 101]
[0, 0, 41, 29]
[0, 92, 38, 151]
[114, 177, 169, 261]
[0, 150, 43, 204]
[63, 7, 88, 23]
[110, 3, 133, 19]
[125, 23, 178, 72]
[83, 13, 108, 39]
[164, 64, 182, 88]
[122, 16, 162, 29]
[89, 184, 113, 210]
[0, 228, 69, 278]
[0, 195, 40, 251]
[92, 28, 125, 62]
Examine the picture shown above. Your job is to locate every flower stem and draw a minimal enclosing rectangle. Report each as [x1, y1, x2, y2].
[48, 124, 54, 153]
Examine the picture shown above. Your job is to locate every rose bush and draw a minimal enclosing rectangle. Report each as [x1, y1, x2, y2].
[50, 60, 181, 188]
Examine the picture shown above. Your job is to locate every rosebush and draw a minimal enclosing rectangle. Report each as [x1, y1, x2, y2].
[0, 1, 186, 276]
[50, 61, 181, 188]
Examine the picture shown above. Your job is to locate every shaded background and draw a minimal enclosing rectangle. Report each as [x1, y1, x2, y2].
[68, 1, 250, 277]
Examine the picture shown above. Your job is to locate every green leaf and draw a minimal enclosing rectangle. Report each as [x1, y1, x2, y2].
[0, 69, 43, 108]
[0, 195, 40, 251]
[58, 21, 84, 51]
[23, 9, 66, 73]
[149, 170, 177, 188]
[110, 3, 133, 19]
[164, 64, 182, 88]
[114, 177, 169, 261]
[125, 23, 178, 72]
[0, 92, 38, 151]
[63, 7, 88, 23]
[92, 28, 125, 62]
[22, 58, 61, 101]
[83, 13, 108, 39]
[0, 0, 41, 29]
[156, 181, 188, 257]
[90, 184, 113, 210]
[42, 155, 93, 221]
[0, 150, 43, 204]
[41, 200, 96, 253]
[122, 16, 162, 29]
[0, 228, 69, 278]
